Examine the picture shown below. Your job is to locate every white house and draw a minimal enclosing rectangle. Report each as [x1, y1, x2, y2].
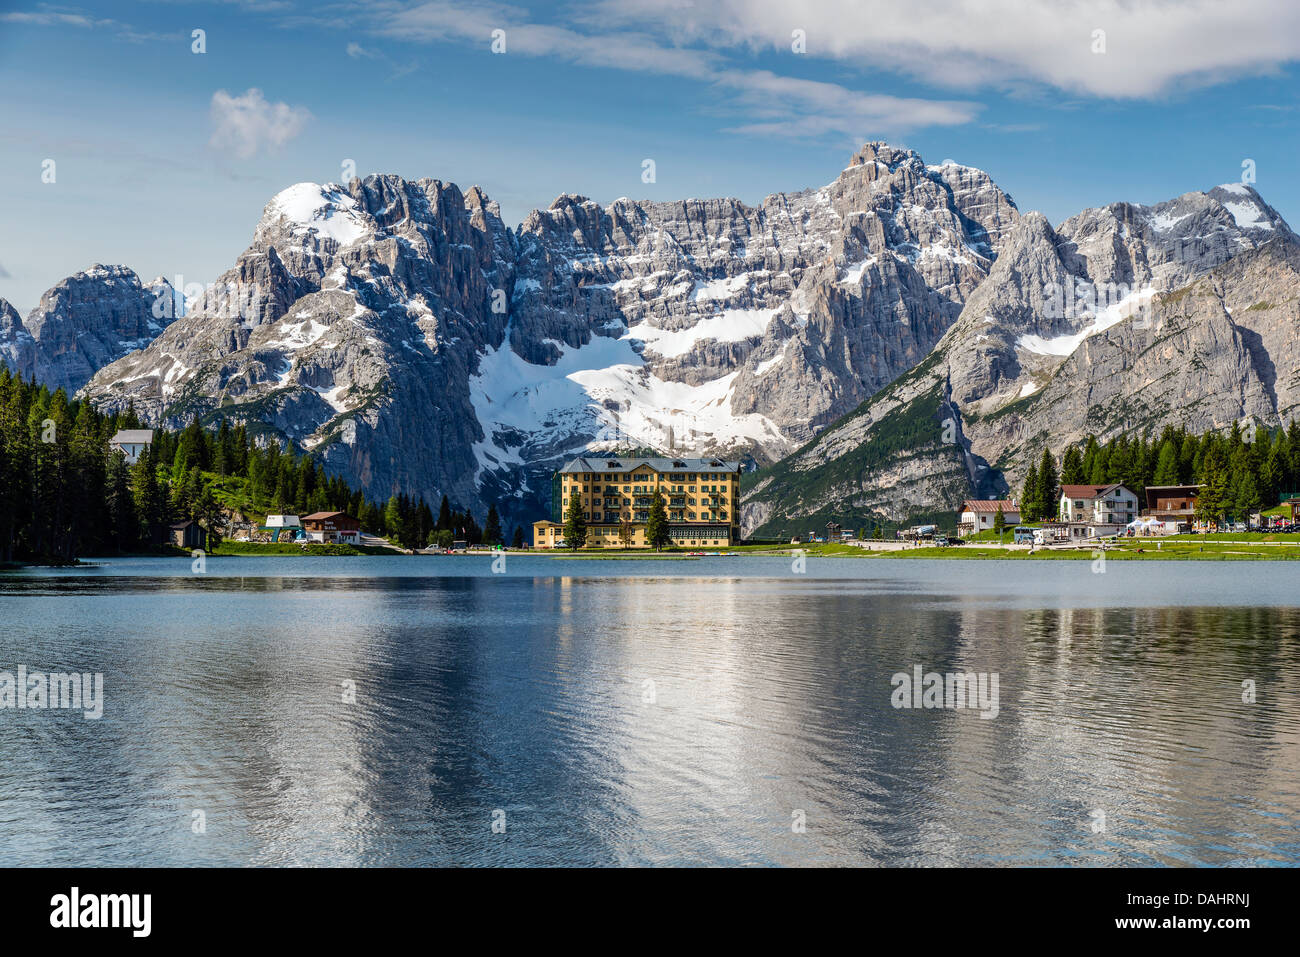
[109, 429, 154, 465]
[1059, 484, 1139, 525]
[958, 499, 1021, 536]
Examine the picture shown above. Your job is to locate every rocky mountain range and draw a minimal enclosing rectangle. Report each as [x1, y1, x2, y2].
[8, 143, 1019, 527]
[3, 143, 1293, 536]
[741, 179, 1299, 537]
[0, 266, 177, 395]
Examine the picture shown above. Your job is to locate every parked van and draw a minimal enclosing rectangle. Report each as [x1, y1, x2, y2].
[1013, 526, 1035, 544]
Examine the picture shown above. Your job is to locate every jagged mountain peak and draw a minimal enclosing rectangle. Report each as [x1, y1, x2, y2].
[741, 175, 1300, 538]
[70, 142, 1022, 530]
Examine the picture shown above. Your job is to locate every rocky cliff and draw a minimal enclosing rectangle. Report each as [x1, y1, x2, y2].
[71, 143, 1019, 527]
[742, 182, 1299, 537]
[0, 265, 177, 394]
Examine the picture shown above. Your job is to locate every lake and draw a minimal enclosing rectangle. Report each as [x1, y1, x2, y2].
[1, 555, 1297, 866]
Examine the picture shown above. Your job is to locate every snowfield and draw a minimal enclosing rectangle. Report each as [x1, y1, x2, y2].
[468, 323, 786, 480]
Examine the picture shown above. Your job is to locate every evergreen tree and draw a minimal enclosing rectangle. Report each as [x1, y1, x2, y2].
[1022, 463, 1040, 522]
[437, 495, 452, 531]
[483, 503, 503, 545]
[993, 506, 1006, 536]
[562, 489, 587, 550]
[646, 488, 670, 550]
[1060, 445, 1085, 485]
[1196, 444, 1228, 527]
[1153, 439, 1180, 485]
[1036, 448, 1059, 520]
[512, 525, 524, 549]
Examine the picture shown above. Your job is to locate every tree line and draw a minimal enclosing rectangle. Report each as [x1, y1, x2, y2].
[1018, 421, 1300, 524]
[0, 368, 515, 561]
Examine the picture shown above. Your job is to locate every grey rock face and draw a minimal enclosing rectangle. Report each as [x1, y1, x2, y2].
[0, 298, 35, 379]
[0, 265, 177, 393]
[742, 180, 1300, 538]
[80, 143, 1018, 528]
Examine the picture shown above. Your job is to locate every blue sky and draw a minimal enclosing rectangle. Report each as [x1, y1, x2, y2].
[1, 0, 1298, 312]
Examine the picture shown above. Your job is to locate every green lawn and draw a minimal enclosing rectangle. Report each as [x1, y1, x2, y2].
[209, 541, 398, 556]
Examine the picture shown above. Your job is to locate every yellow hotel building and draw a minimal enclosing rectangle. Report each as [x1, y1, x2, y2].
[533, 456, 742, 549]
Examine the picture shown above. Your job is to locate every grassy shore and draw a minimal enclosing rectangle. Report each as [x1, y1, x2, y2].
[535, 537, 1300, 561]
[789, 540, 1300, 561]
[208, 541, 400, 556]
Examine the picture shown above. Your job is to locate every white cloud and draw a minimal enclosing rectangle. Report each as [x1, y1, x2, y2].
[0, 6, 173, 42]
[208, 88, 312, 159]
[365, 0, 979, 138]
[591, 0, 1300, 99]
[346, 42, 376, 58]
[0, 262, 11, 279]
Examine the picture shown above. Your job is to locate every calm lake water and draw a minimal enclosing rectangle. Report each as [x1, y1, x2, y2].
[1, 555, 1298, 866]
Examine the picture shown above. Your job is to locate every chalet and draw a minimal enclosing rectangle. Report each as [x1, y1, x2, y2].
[109, 429, 154, 465]
[170, 520, 205, 549]
[957, 500, 1021, 537]
[1059, 484, 1139, 525]
[301, 511, 361, 545]
[1144, 485, 1201, 531]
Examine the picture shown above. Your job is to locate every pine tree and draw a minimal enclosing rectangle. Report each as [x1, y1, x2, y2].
[1036, 448, 1059, 520]
[562, 489, 587, 550]
[1196, 443, 1228, 528]
[993, 506, 1006, 536]
[484, 503, 502, 545]
[1153, 439, 1180, 485]
[646, 488, 670, 550]
[512, 525, 524, 549]
[1022, 463, 1040, 522]
[1060, 446, 1085, 485]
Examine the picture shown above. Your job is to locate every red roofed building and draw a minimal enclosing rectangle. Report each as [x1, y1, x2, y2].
[958, 499, 1021, 537]
[301, 511, 361, 545]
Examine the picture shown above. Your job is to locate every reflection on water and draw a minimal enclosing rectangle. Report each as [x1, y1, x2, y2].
[1, 558, 1297, 865]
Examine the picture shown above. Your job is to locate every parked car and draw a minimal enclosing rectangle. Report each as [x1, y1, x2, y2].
[934, 535, 949, 546]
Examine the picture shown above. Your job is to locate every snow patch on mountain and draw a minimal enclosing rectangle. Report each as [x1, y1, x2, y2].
[468, 327, 785, 479]
[629, 308, 778, 358]
[1017, 287, 1156, 357]
[263, 183, 371, 247]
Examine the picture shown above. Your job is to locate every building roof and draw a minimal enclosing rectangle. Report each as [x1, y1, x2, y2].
[961, 499, 1019, 513]
[1061, 483, 1134, 498]
[170, 520, 196, 530]
[110, 429, 154, 444]
[265, 514, 300, 527]
[559, 456, 741, 474]
[1060, 484, 1107, 497]
[1144, 484, 1203, 494]
[301, 511, 352, 521]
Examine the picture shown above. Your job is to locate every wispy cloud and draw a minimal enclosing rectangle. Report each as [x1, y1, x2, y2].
[0, 3, 176, 43]
[208, 88, 312, 159]
[591, 0, 1300, 99]
[356, 0, 980, 139]
[0, 262, 11, 280]
[344, 41, 419, 80]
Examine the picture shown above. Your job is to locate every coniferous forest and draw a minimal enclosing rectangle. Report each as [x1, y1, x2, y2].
[1018, 421, 1300, 524]
[0, 369, 507, 563]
